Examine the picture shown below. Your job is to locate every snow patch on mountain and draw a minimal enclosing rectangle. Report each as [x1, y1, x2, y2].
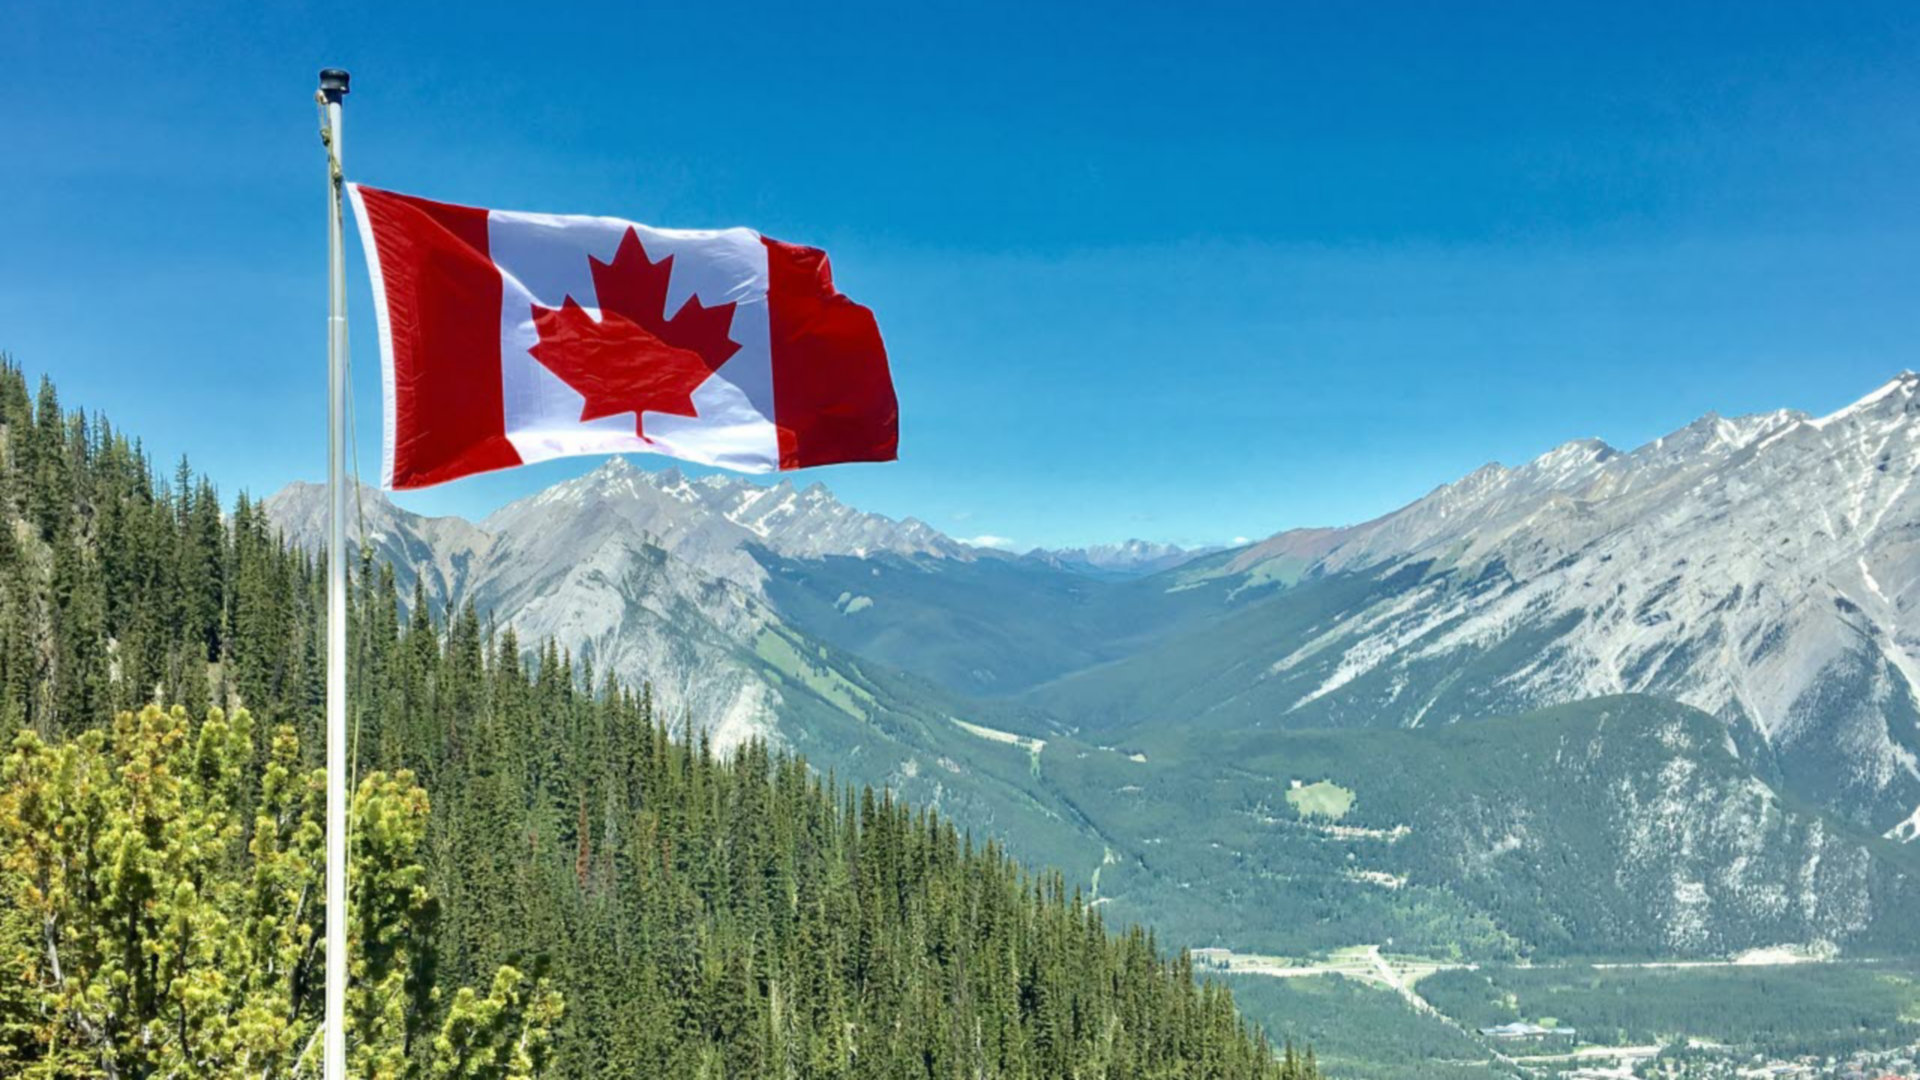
[1889, 803, 1920, 842]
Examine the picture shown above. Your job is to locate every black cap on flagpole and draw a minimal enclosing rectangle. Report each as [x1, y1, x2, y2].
[319, 68, 351, 103]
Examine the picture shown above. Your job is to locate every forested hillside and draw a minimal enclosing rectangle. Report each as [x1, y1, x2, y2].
[0, 359, 1307, 1078]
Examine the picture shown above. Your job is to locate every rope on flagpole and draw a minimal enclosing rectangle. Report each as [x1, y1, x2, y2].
[344, 334, 370, 809]
[316, 93, 344, 186]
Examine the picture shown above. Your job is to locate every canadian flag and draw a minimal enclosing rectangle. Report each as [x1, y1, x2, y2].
[348, 184, 898, 489]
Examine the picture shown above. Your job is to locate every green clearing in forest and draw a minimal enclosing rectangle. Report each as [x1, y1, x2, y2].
[754, 628, 876, 719]
[1286, 780, 1355, 821]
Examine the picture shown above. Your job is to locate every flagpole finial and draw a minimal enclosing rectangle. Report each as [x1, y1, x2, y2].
[319, 68, 351, 103]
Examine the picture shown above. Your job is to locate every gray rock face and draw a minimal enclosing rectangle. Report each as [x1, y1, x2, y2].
[263, 457, 969, 749]
[478, 458, 971, 587]
[1216, 374, 1920, 835]
[265, 480, 494, 604]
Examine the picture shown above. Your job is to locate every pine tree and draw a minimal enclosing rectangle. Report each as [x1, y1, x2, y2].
[0, 704, 561, 1077]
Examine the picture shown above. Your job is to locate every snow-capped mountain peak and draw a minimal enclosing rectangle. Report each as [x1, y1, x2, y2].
[278, 456, 972, 607]
[1809, 370, 1919, 431]
[1029, 539, 1223, 577]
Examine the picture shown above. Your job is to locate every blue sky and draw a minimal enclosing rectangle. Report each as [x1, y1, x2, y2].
[3, 1, 1917, 549]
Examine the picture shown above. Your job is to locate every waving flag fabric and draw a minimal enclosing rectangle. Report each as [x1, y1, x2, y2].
[348, 184, 898, 489]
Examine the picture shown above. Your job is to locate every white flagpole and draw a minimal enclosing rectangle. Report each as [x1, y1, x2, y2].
[318, 66, 351, 1080]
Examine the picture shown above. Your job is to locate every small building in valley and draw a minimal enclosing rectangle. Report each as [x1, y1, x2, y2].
[1478, 1022, 1577, 1046]
[1189, 948, 1233, 970]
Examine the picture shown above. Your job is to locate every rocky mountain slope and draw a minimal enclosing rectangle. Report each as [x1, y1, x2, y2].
[268, 462, 1110, 880]
[1039, 374, 1920, 837]
[268, 480, 492, 606]
[267, 459, 975, 747]
[1049, 695, 1920, 960]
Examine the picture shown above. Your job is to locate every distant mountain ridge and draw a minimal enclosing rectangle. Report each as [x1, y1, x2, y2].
[273, 457, 968, 595]
[1045, 373, 1920, 837]
[485, 457, 971, 565]
[1027, 539, 1223, 577]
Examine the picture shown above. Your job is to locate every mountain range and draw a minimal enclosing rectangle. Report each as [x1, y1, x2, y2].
[267, 373, 1920, 970]
[1023, 539, 1223, 578]
[1044, 373, 1920, 840]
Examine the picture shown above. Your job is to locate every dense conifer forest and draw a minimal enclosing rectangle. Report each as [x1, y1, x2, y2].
[0, 360, 1310, 1077]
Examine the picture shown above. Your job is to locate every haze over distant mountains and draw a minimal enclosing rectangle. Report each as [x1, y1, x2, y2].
[1023, 539, 1224, 577]
[267, 372, 1920, 971]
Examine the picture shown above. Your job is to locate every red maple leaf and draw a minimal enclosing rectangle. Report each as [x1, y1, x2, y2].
[528, 228, 742, 437]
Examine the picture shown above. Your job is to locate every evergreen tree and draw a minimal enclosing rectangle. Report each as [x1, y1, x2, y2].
[0, 704, 561, 1077]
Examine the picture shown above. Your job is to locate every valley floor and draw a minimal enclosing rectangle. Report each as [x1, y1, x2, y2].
[1206, 946, 1920, 1080]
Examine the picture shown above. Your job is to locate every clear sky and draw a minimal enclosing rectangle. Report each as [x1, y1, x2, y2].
[4, 1, 1917, 550]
